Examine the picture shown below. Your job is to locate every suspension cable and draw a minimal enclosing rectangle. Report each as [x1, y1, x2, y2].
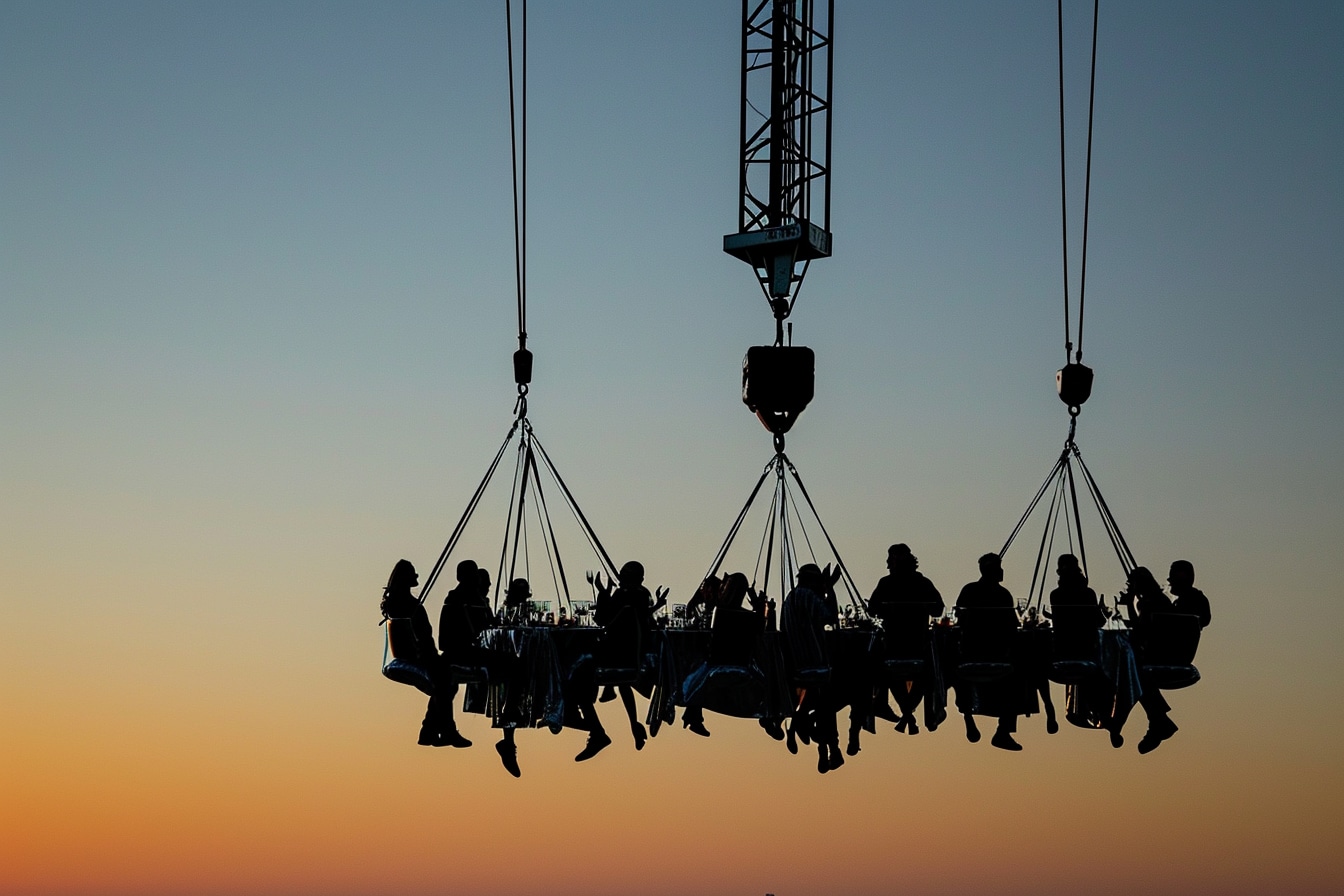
[506, 0, 527, 353]
[1057, 0, 1101, 365]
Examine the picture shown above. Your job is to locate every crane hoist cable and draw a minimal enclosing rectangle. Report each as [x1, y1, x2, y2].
[417, 0, 618, 612]
[1002, 0, 1138, 601]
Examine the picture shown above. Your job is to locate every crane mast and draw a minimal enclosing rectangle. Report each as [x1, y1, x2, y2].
[724, 0, 834, 325]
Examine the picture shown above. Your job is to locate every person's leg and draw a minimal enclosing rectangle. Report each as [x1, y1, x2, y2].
[619, 685, 646, 749]
[495, 725, 521, 777]
[574, 702, 611, 761]
[991, 713, 1022, 751]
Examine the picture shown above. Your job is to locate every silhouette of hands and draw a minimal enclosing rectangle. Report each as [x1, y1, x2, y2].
[653, 586, 669, 610]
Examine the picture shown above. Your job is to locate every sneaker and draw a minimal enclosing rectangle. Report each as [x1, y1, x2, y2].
[991, 731, 1023, 752]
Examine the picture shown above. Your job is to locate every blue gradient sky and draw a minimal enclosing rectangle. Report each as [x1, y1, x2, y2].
[3, 3, 1342, 895]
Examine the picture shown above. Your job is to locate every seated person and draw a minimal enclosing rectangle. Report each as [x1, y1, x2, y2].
[1169, 560, 1211, 628]
[382, 559, 469, 749]
[1047, 553, 1103, 629]
[867, 543, 944, 736]
[578, 561, 669, 760]
[1127, 561, 1211, 754]
[782, 564, 843, 773]
[954, 553, 1024, 752]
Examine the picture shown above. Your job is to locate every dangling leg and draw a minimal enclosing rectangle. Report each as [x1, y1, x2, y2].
[574, 701, 611, 761]
[682, 704, 711, 737]
[619, 685, 646, 750]
[1137, 688, 1177, 754]
[1039, 677, 1059, 734]
[495, 725, 521, 777]
[991, 713, 1023, 751]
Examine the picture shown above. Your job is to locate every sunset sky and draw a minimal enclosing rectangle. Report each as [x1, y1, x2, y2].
[3, 2, 1342, 895]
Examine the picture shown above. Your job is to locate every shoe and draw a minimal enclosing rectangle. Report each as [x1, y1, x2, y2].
[991, 731, 1023, 752]
[441, 728, 473, 749]
[785, 723, 798, 754]
[760, 719, 785, 741]
[817, 744, 830, 774]
[1110, 730, 1124, 749]
[872, 701, 900, 724]
[846, 732, 860, 756]
[598, 686, 617, 703]
[964, 717, 981, 744]
[495, 740, 521, 777]
[1046, 716, 1060, 735]
[828, 744, 845, 770]
[894, 716, 908, 734]
[1138, 717, 1177, 755]
[683, 718, 711, 738]
[417, 727, 440, 747]
[632, 722, 647, 751]
[575, 730, 612, 761]
[905, 716, 920, 736]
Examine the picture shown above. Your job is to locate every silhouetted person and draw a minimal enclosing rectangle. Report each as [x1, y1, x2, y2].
[578, 561, 668, 760]
[1169, 560, 1211, 628]
[1040, 553, 1104, 734]
[382, 559, 468, 748]
[1127, 562, 1211, 754]
[681, 574, 728, 737]
[955, 553, 1023, 751]
[1048, 554, 1103, 626]
[782, 563, 843, 773]
[503, 576, 531, 622]
[867, 543, 944, 739]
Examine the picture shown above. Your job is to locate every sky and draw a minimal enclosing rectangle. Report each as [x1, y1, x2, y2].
[2, 2, 1342, 894]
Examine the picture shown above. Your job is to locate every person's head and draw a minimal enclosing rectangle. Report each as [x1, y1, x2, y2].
[722, 572, 750, 608]
[386, 558, 418, 594]
[1056, 553, 1083, 582]
[1127, 566, 1162, 596]
[1167, 560, 1195, 591]
[977, 552, 1003, 581]
[476, 567, 492, 596]
[619, 560, 645, 588]
[507, 578, 531, 604]
[887, 543, 918, 573]
[798, 563, 823, 589]
[456, 559, 479, 585]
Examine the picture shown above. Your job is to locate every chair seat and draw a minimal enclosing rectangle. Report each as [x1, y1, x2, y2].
[448, 663, 490, 685]
[383, 659, 435, 695]
[1049, 659, 1100, 685]
[958, 661, 1012, 683]
[1142, 663, 1201, 690]
[883, 658, 926, 681]
[594, 666, 639, 686]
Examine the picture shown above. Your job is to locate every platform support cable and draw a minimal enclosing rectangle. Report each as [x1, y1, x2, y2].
[420, 419, 520, 603]
[704, 455, 778, 584]
[783, 455, 864, 614]
[530, 431, 619, 580]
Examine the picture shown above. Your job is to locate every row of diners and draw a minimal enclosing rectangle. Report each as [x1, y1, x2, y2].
[380, 546, 1210, 777]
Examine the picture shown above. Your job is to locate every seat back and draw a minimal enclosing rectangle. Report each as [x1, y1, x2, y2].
[1142, 613, 1202, 666]
[956, 607, 1017, 663]
[382, 620, 435, 695]
[595, 605, 642, 684]
[709, 607, 763, 666]
[1050, 604, 1103, 664]
[880, 603, 933, 660]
